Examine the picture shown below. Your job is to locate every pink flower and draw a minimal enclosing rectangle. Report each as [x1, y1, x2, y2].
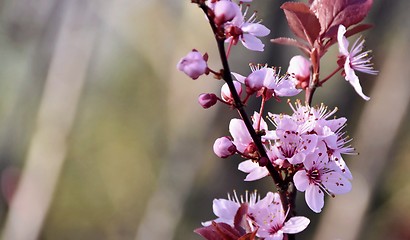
[177, 49, 208, 80]
[202, 190, 272, 228]
[203, 191, 310, 240]
[198, 93, 218, 109]
[252, 193, 310, 240]
[213, 136, 237, 158]
[287, 55, 311, 89]
[293, 142, 352, 213]
[233, 65, 301, 98]
[268, 114, 317, 165]
[224, 5, 270, 51]
[221, 81, 242, 104]
[337, 24, 378, 100]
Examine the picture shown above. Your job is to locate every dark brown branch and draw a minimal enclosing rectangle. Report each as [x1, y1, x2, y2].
[197, 3, 290, 212]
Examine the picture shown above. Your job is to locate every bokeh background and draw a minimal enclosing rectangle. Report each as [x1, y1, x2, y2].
[0, 0, 408, 239]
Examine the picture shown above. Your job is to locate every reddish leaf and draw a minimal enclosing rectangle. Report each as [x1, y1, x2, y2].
[238, 230, 258, 240]
[323, 23, 373, 49]
[311, 0, 374, 37]
[270, 37, 310, 55]
[281, 2, 321, 46]
[194, 222, 241, 240]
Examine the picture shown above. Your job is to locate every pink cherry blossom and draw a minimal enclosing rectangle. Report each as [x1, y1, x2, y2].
[288, 101, 354, 179]
[213, 136, 237, 158]
[224, 5, 270, 51]
[337, 24, 378, 101]
[203, 191, 310, 240]
[268, 113, 317, 165]
[233, 65, 301, 98]
[250, 192, 310, 240]
[177, 49, 208, 80]
[202, 190, 272, 228]
[293, 142, 352, 213]
[287, 55, 311, 89]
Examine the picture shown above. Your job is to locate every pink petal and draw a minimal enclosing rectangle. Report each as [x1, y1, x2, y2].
[241, 34, 264, 51]
[306, 184, 324, 213]
[241, 23, 270, 37]
[288, 152, 305, 164]
[238, 160, 269, 181]
[283, 216, 310, 234]
[293, 170, 309, 192]
[331, 153, 353, 179]
[229, 119, 252, 152]
[344, 58, 370, 100]
[337, 25, 349, 56]
[232, 72, 246, 84]
[322, 172, 352, 194]
[274, 79, 302, 97]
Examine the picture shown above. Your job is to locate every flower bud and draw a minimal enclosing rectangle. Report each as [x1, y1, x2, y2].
[213, 136, 236, 158]
[177, 49, 208, 80]
[287, 55, 311, 89]
[221, 81, 242, 103]
[213, 1, 241, 25]
[198, 93, 218, 109]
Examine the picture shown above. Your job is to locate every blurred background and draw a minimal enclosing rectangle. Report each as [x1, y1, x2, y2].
[0, 0, 408, 239]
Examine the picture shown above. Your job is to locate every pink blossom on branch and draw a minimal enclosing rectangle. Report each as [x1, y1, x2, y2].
[233, 65, 302, 99]
[293, 142, 352, 213]
[224, 4, 270, 51]
[337, 24, 378, 100]
[177, 49, 208, 80]
[199, 191, 310, 240]
[198, 93, 218, 109]
[213, 136, 236, 158]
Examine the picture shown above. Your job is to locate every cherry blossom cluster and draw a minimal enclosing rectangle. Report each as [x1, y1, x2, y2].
[196, 191, 310, 240]
[177, 0, 377, 239]
[221, 101, 353, 213]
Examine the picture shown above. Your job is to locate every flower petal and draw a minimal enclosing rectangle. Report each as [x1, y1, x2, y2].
[322, 172, 352, 194]
[283, 216, 310, 234]
[241, 34, 264, 51]
[305, 184, 324, 213]
[242, 23, 270, 36]
[337, 25, 349, 56]
[232, 72, 246, 84]
[344, 57, 370, 100]
[293, 170, 309, 192]
[229, 119, 252, 152]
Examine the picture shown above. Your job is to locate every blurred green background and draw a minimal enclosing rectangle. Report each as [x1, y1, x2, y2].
[0, 0, 408, 239]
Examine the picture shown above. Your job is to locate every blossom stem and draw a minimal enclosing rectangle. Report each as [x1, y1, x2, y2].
[256, 92, 267, 131]
[198, 2, 290, 212]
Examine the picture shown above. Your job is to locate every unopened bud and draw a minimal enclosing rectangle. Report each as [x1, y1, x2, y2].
[213, 136, 236, 158]
[213, 1, 240, 25]
[287, 55, 311, 89]
[177, 49, 208, 80]
[221, 81, 242, 103]
[198, 93, 218, 109]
